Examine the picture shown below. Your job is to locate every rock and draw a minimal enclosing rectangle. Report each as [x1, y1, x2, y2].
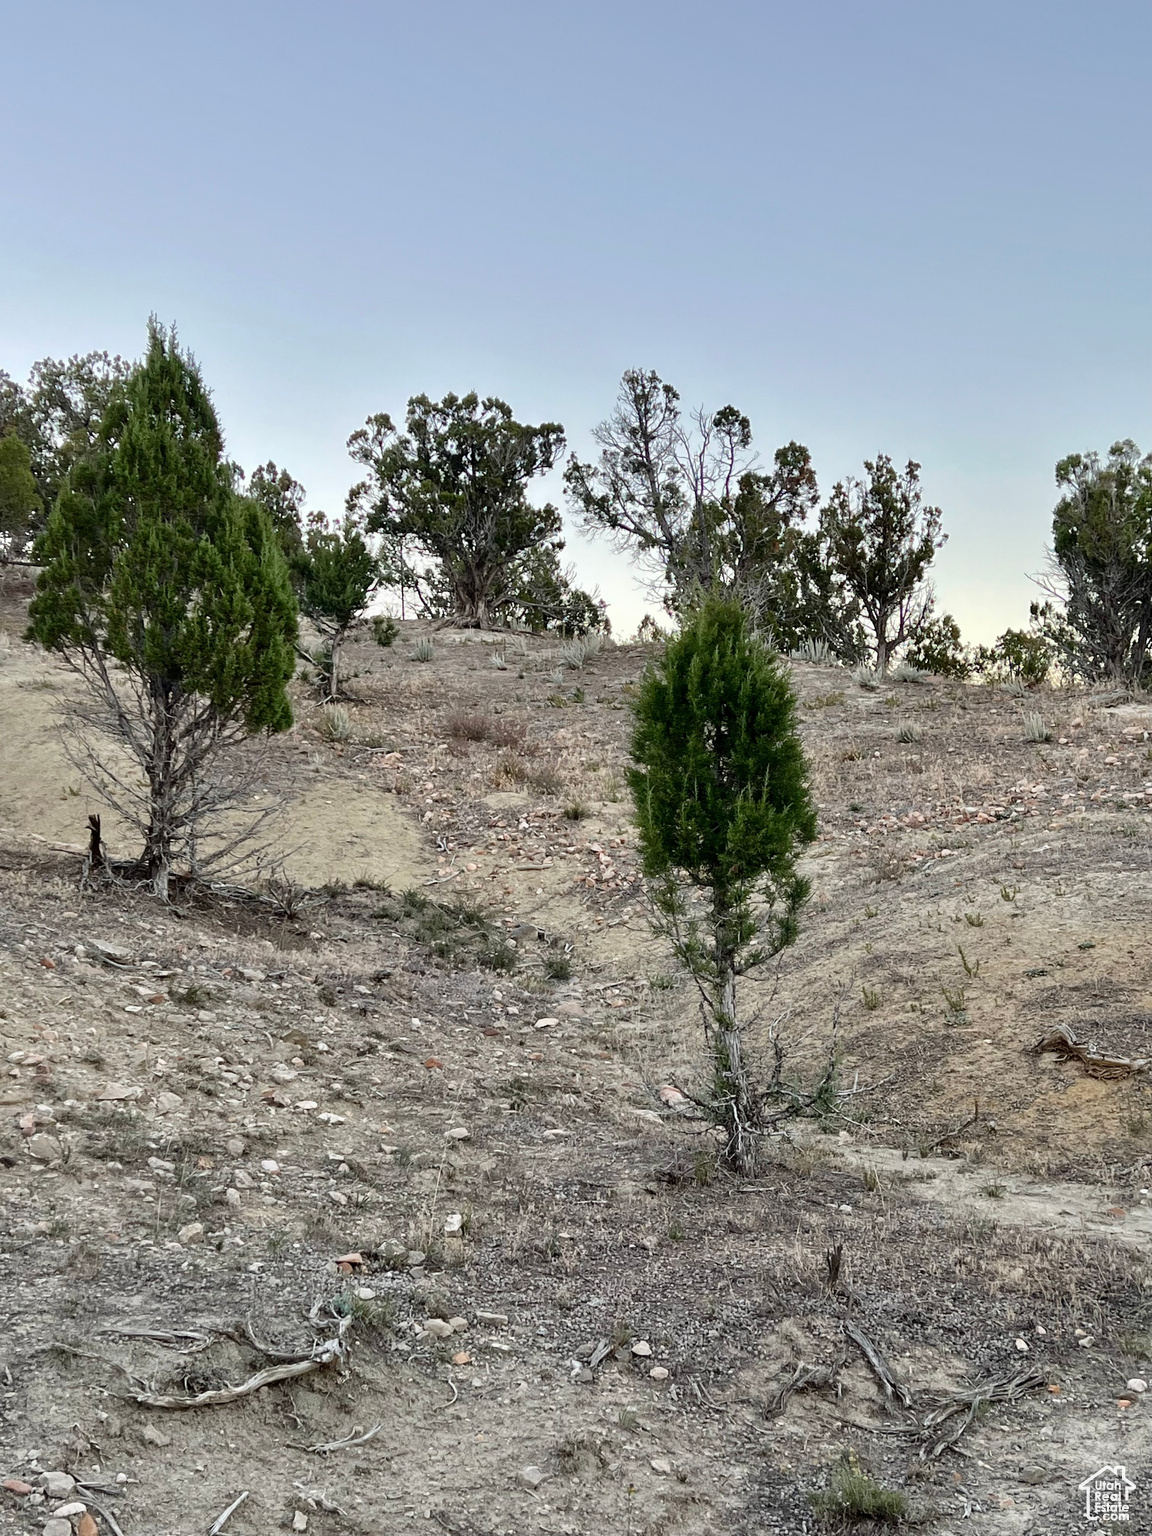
[260, 1158, 281, 1174]
[448, 1316, 468, 1332]
[475, 1310, 509, 1327]
[51, 1503, 88, 1519]
[518, 1466, 547, 1490]
[225, 1187, 242, 1207]
[407, 1249, 427, 1267]
[233, 1169, 255, 1189]
[650, 1457, 672, 1475]
[43, 1521, 72, 1536]
[534, 1017, 558, 1030]
[292, 1513, 308, 1532]
[574, 1366, 595, 1384]
[177, 1221, 204, 1245]
[27, 1133, 63, 1162]
[154, 1091, 183, 1114]
[271, 1062, 298, 1083]
[445, 1126, 470, 1140]
[2, 1477, 32, 1494]
[91, 939, 132, 962]
[452, 1350, 472, 1365]
[139, 1423, 172, 1447]
[77, 1516, 99, 1536]
[147, 1156, 175, 1174]
[1014, 1338, 1029, 1352]
[1128, 1377, 1148, 1393]
[239, 968, 266, 983]
[444, 1212, 463, 1234]
[355, 1287, 377, 1301]
[631, 1340, 652, 1357]
[96, 1082, 142, 1102]
[1020, 1466, 1048, 1486]
[377, 1238, 407, 1262]
[40, 1473, 75, 1499]
[225, 1136, 246, 1157]
[422, 1319, 455, 1339]
[649, 1366, 669, 1381]
[555, 1001, 583, 1016]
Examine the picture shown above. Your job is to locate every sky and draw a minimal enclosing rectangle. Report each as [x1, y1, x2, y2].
[1, 1, 1149, 640]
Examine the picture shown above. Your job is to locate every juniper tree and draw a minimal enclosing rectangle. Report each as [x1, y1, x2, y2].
[629, 597, 817, 1174]
[26, 322, 296, 899]
[1037, 440, 1152, 683]
[820, 455, 945, 674]
[0, 433, 41, 559]
[292, 512, 382, 700]
[348, 392, 566, 628]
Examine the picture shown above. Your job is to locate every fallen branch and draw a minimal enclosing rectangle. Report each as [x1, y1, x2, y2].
[844, 1321, 912, 1411]
[132, 1356, 323, 1408]
[209, 1490, 249, 1535]
[768, 1358, 844, 1416]
[925, 1100, 980, 1153]
[75, 1488, 126, 1536]
[917, 1369, 1045, 1459]
[295, 1421, 384, 1455]
[1032, 1024, 1149, 1080]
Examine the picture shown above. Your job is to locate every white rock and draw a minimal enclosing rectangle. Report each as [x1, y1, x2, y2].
[260, 1158, 280, 1174]
[631, 1340, 652, 1357]
[534, 1017, 558, 1030]
[43, 1521, 73, 1536]
[422, 1318, 455, 1339]
[27, 1134, 62, 1162]
[225, 1187, 242, 1207]
[444, 1212, 463, 1234]
[445, 1126, 470, 1140]
[355, 1287, 377, 1301]
[154, 1091, 183, 1114]
[650, 1457, 672, 1475]
[233, 1169, 255, 1189]
[271, 1062, 298, 1083]
[649, 1365, 669, 1381]
[52, 1503, 88, 1519]
[40, 1472, 76, 1499]
[177, 1221, 204, 1245]
[475, 1310, 508, 1327]
[1127, 1378, 1148, 1393]
[518, 1465, 547, 1490]
[292, 1513, 308, 1533]
[1014, 1338, 1029, 1352]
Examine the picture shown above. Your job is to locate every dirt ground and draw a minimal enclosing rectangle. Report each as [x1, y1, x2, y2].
[2, 574, 1151, 1536]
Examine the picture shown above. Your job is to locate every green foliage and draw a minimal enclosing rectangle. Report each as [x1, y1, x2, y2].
[629, 596, 816, 1172]
[0, 432, 42, 557]
[820, 456, 946, 673]
[26, 321, 296, 896]
[972, 616, 1053, 685]
[904, 612, 969, 677]
[246, 461, 307, 559]
[811, 1458, 908, 1526]
[1042, 440, 1152, 683]
[349, 392, 567, 629]
[372, 613, 398, 647]
[292, 513, 381, 698]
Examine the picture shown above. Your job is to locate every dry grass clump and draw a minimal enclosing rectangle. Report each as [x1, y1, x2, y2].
[446, 709, 525, 749]
[494, 753, 563, 796]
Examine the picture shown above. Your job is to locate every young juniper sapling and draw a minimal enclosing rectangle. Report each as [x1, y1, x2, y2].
[628, 597, 817, 1174]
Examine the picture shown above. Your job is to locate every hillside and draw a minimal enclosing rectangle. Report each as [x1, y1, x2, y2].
[2, 572, 1151, 1536]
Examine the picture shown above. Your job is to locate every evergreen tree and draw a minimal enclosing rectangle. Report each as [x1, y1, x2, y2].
[293, 512, 382, 699]
[27, 321, 297, 899]
[348, 392, 566, 628]
[1038, 441, 1152, 683]
[629, 597, 817, 1174]
[820, 455, 945, 674]
[0, 433, 42, 559]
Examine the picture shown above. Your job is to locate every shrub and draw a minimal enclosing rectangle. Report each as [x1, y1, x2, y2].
[411, 638, 434, 663]
[372, 614, 398, 648]
[318, 704, 352, 742]
[895, 722, 922, 744]
[1023, 712, 1051, 742]
[811, 1459, 908, 1526]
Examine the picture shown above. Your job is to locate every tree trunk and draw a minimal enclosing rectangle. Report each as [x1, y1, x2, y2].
[144, 687, 177, 900]
[712, 957, 759, 1177]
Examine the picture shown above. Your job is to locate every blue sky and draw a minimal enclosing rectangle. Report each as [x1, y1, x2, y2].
[2, 1, 1148, 638]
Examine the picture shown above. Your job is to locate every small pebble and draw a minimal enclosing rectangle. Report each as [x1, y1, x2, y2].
[1127, 1378, 1148, 1393]
[649, 1366, 669, 1381]
[518, 1465, 547, 1490]
[631, 1340, 652, 1357]
[650, 1457, 672, 1475]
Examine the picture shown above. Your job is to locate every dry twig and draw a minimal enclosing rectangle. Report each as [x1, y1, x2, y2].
[1033, 1025, 1149, 1080]
[844, 1321, 913, 1410]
